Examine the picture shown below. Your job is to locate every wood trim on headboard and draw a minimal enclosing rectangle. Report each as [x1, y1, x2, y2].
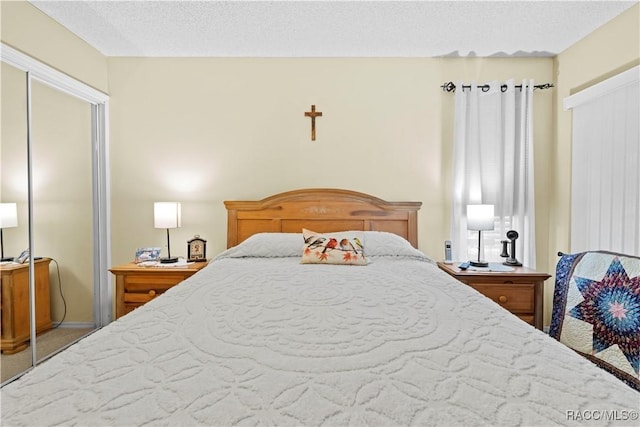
[224, 188, 422, 248]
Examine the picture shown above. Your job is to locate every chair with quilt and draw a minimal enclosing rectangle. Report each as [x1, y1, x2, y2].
[550, 250, 640, 391]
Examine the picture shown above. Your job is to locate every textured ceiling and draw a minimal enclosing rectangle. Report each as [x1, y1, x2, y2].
[29, 0, 638, 57]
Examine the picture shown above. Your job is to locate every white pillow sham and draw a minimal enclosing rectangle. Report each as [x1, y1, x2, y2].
[215, 232, 303, 260]
[362, 231, 428, 259]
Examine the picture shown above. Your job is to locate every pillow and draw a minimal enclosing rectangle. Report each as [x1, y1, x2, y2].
[215, 232, 303, 260]
[362, 231, 429, 259]
[301, 229, 367, 265]
[549, 250, 640, 391]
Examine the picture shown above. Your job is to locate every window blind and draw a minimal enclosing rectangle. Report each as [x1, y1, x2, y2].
[565, 66, 640, 255]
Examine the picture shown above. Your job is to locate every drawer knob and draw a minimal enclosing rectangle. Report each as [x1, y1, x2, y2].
[148, 290, 156, 298]
[499, 295, 508, 303]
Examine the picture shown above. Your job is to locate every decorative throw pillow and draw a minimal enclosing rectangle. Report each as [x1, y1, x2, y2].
[549, 251, 640, 391]
[300, 229, 367, 265]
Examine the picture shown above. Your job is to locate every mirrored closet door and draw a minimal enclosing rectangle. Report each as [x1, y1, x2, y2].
[1, 45, 110, 385]
[30, 79, 96, 367]
[1, 61, 33, 381]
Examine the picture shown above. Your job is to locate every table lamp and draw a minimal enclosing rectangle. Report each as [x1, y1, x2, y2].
[0, 203, 18, 262]
[154, 202, 181, 263]
[467, 204, 494, 267]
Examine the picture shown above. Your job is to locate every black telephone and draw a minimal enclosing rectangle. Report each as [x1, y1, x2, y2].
[500, 230, 522, 266]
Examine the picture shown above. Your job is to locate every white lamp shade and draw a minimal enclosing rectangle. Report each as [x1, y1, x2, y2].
[467, 204, 495, 231]
[154, 202, 181, 229]
[0, 203, 18, 228]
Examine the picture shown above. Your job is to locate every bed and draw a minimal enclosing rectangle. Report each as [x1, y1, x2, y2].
[1, 189, 638, 426]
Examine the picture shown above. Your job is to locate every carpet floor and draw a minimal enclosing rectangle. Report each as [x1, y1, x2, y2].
[1, 327, 95, 383]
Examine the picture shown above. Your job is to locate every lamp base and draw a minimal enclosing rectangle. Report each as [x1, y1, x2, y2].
[160, 257, 179, 264]
[503, 259, 522, 267]
[1, 256, 15, 262]
[470, 260, 489, 267]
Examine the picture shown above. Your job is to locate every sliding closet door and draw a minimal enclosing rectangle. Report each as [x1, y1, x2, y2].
[1, 44, 110, 385]
[0, 62, 33, 382]
[31, 80, 98, 361]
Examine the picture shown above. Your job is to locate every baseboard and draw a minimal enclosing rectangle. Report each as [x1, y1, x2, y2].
[53, 322, 96, 329]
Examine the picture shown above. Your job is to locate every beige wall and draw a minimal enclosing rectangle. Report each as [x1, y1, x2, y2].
[107, 57, 553, 273]
[548, 4, 640, 322]
[107, 57, 442, 264]
[1, 0, 108, 93]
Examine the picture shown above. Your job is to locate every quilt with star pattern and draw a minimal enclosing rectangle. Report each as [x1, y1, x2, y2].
[550, 250, 640, 391]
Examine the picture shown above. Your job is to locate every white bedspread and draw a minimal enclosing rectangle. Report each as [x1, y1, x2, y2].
[1, 234, 638, 426]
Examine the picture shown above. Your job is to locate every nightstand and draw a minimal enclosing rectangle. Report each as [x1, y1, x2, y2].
[1, 258, 52, 354]
[437, 262, 550, 330]
[109, 261, 209, 319]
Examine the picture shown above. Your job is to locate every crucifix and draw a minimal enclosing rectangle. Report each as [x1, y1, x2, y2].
[304, 105, 323, 141]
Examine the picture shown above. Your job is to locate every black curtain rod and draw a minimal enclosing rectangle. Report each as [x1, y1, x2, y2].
[441, 81, 554, 93]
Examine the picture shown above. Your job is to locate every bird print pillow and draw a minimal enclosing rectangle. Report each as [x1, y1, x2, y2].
[300, 229, 368, 265]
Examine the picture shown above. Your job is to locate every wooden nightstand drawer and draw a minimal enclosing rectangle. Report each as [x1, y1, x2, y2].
[124, 290, 161, 304]
[469, 284, 534, 313]
[123, 275, 182, 292]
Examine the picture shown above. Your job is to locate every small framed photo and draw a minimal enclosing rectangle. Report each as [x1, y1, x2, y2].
[135, 247, 161, 263]
[187, 235, 207, 262]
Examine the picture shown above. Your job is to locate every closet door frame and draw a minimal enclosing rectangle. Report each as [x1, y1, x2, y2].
[0, 44, 112, 336]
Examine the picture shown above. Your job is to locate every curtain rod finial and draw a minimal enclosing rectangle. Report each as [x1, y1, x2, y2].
[441, 82, 456, 92]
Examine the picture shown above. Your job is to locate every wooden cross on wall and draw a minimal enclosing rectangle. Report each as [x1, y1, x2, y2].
[304, 105, 323, 141]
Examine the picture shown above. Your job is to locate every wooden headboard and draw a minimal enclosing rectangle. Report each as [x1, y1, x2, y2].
[224, 188, 422, 248]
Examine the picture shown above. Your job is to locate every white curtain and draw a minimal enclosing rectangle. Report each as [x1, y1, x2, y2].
[451, 79, 536, 267]
[565, 66, 640, 255]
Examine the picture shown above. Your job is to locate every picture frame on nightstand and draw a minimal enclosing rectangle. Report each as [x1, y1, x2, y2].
[187, 235, 207, 262]
[134, 247, 161, 263]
